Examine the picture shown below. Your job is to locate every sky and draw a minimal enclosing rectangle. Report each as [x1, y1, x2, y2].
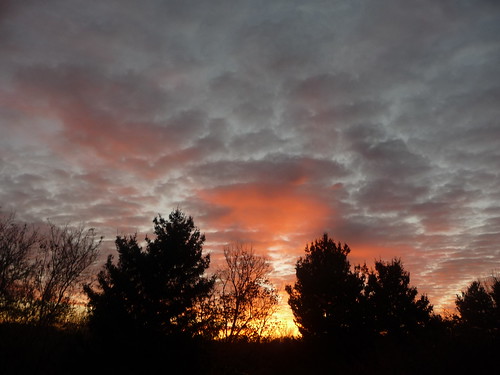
[1, 0, 500, 322]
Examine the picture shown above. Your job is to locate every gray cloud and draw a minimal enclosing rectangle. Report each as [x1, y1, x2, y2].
[1, 0, 499, 312]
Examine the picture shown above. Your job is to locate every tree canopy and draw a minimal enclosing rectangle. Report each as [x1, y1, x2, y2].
[365, 258, 433, 336]
[455, 277, 499, 331]
[85, 209, 213, 337]
[286, 234, 435, 339]
[4, 208, 499, 348]
[286, 233, 365, 338]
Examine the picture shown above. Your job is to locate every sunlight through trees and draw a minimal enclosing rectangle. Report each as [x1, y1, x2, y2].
[0, 214, 101, 325]
[2, 210, 499, 347]
[212, 244, 279, 342]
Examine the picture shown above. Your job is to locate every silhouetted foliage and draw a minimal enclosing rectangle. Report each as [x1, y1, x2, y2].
[286, 233, 365, 339]
[85, 209, 213, 337]
[286, 236, 436, 340]
[210, 243, 279, 342]
[4, 210, 500, 374]
[365, 258, 433, 336]
[0, 213, 39, 321]
[491, 276, 500, 329]
[0, 215, 101, 325]
[32, 223, 101, 326]
[3, 320, 499, 375]
[455, 279, 499, 332]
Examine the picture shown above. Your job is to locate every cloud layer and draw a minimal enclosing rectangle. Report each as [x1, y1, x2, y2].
[1, 0, 500, 314]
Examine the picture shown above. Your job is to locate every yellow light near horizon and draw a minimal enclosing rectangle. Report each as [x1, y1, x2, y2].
[271, 304, 300, 338]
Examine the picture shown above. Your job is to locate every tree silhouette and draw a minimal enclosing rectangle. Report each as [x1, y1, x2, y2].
[0, 213, 39, 321]
[456, 280, 495, 330]
[286, 234, 365, 338]
[0, 215, 101, 325]
[365, 258, 433, 336]
[85, 209, 213, 337]
[491, 276, 500, 330]
[212, 244, 279, 342]
[33, 223, 102, 325]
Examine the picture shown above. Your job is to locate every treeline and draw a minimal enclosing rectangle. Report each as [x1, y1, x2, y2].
[0, 210, 280, 342]
[83, 211, 279, 342]
[287, 234, 500, 340]
[1, 209, 500, 373]
[287, 234, 434, 339]
[1, 209, 499, 339]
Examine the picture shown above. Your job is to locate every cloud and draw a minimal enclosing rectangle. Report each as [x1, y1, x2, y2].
[0, 0, 499, 314]
[191, 181, 333, 281]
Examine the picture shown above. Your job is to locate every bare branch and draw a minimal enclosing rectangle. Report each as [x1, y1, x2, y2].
[212, 243, 279, 342]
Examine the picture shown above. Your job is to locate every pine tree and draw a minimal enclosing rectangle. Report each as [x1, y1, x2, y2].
[365, 258, 433, 336]
[456, 280, 494, 330]
[286, 234, 365, 338]
[85, 209, 213, 337]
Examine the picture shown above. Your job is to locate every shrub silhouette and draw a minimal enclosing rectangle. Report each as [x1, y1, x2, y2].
[84, 209, 213, 338]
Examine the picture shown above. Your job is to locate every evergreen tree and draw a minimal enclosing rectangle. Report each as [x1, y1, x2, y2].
[286, 234, 365, 338]
[490, 277, 500, 329]
[85, 209, 213, 337]
[456, 280, 494, 330]
[365, 258, 433, 336]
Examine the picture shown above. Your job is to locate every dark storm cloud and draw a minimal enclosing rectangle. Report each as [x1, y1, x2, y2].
[1, 0, 499, 313]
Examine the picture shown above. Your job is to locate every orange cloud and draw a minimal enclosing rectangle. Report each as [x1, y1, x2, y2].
[194, 182, 336, 298]
[197, 183, 330, 244]
[194, 182, 337, 332]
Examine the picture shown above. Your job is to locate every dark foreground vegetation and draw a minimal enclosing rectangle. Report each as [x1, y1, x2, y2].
[1, 323, 499, 375]
[1, 209, 499, 374]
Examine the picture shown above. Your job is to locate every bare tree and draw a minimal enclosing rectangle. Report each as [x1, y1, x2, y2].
[0, 213, 39, 321]
[0, 213, 102, 325]
[31, 222, 102, 326]
[213, 244, 279, 342]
